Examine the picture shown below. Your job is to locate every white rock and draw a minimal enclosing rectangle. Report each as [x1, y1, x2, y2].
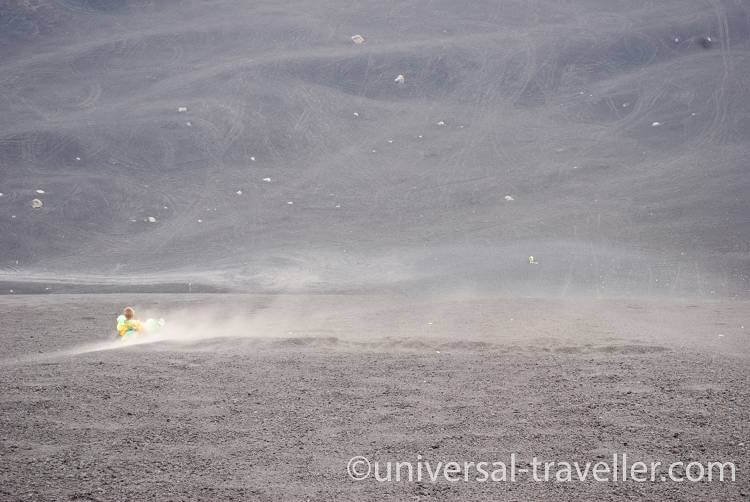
[287, 201, 294, 205]
[186, 121, 192, 127]
[262, 177, 271, 182]
[504, 195, 514, 201]
[31, 199, 43, 208]
[387, 139, 393, 143]
[75, 157, 81, 161]
[35, 189, 45, 194]
[353, 112, 359, 118]
[351, 34, 365, 45]
[177, 106, 188, 112]
[147, 216, 157, 223]
[394, 74, 405, 84]
[436, 120, 446, 126]
[197, 219, 203, 223]
[236, 190, 243, 195]
[651, 121, 661, 127]
[250, 156, 256, 162]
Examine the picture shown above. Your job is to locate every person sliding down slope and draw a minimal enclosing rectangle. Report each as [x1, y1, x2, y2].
[116, 307, 143, 338]
[116, 307, 165, 339]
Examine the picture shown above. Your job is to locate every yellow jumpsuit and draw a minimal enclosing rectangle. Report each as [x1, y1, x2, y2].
[116, 315, 143, 337]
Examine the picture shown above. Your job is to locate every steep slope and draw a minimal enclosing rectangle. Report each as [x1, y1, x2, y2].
[0, 0, 748, 294]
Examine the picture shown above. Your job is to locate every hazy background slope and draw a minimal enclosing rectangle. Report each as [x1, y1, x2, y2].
[0, 0, 748, 295]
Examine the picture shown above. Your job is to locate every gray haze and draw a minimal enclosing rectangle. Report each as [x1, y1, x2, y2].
[1, 0, 748, 295]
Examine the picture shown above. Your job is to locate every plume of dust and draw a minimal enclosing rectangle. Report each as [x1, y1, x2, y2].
[6, 303, 291, 365]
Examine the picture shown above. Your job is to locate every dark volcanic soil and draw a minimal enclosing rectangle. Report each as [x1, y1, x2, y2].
[0, 294, 748, 501]
[1, 0, 749, 295]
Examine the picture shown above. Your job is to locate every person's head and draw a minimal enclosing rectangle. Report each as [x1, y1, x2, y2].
[123, 307, 135, 320]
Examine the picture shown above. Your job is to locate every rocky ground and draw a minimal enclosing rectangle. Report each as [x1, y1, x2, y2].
[0, 294, 748, 501]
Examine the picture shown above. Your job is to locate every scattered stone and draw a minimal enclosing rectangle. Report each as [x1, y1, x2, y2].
[387, 139, 393, 143]
[236, 190, 243, 195]
[528, 255, 539, 265]
[177, 106, 188, 112]
[701, 36, 713, 49]
[436, 120, 446, 126]
[351, 34, 365, 45]
[504, 195, 514, 201]
[394, 74, 405, 84]
[197, 219, 203, 223]
[31, 199, 43, 209]
[417, 134, 423, 139]
[185, 121, 192, 127]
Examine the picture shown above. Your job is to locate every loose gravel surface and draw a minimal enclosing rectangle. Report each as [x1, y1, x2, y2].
[1, 294, 748, 501]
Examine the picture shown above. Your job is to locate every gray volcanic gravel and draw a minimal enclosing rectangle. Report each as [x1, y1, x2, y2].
[0, 294, 748, 501]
